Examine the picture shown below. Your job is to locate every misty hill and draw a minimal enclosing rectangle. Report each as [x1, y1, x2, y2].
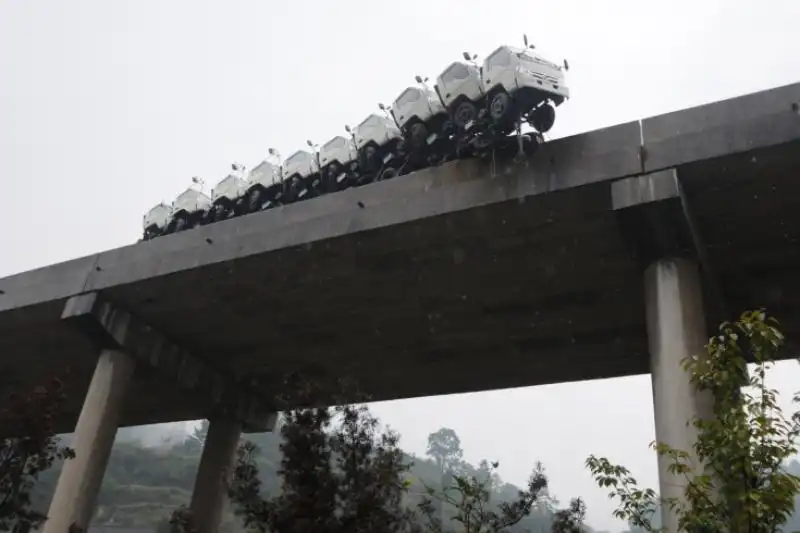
[31, 423, 592, 532]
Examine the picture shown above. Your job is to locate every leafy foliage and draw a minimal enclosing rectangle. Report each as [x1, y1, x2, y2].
[0, 376, 74, 530]
[418, 460, 585, 533]
[587, 310, 800, 533]
[425, 427, 465, 527]
[427, 428, 464, 477]
[551, 498, 588, 533]
[226, 374, 421, 533]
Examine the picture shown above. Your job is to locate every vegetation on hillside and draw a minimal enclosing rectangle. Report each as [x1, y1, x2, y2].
[0, 375, 74, 531]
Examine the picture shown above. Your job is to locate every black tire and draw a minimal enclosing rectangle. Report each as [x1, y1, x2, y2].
[453, 101, 477, 130]
[523, 134, 540, 156]
[377, 166, 398, 181]
[489, 90, 512, 122]
[247, 189, 261, 213]
[409, 122, 428, 148]
[212, 204, 226, 222]
[531, 103, 556, 133]
[359, 145, 378, 172]
[326, 163, 342, 190]
[174, 216, 187, 233]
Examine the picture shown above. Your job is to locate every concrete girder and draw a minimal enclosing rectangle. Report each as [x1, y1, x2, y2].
[61, 292, 277, 432]
[611, 168, 728, 324]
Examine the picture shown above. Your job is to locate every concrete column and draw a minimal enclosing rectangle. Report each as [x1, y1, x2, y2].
[645, 257, 714, 533]
[43, 349, 135, 533]
[188, 417, 243, 533]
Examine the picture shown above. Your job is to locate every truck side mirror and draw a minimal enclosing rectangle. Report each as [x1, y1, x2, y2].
[563, 59, 570, 71]
[378, 102, 386, 110]
[462, 51, 471, 61]
[414, 75, 423, 83]
[345, 125, 352, 134]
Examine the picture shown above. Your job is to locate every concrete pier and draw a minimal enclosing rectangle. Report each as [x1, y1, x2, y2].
[188, 417, 243, 533]
[42, 349, 136, 533]
[645, 258, 714, 532]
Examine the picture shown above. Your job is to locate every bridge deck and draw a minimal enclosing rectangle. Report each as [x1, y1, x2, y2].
[1, 82, 799, 431]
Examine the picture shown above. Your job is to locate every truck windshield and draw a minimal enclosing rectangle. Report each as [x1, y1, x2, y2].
[323, 137, 346, 150]
[249, 161, 277, 183]
[286, 151, 310, 165]
[395, 87, 421, 107]
[358, 115, 383, 129]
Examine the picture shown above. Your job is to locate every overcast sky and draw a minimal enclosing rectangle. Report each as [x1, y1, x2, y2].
[2, 0, 800, 530]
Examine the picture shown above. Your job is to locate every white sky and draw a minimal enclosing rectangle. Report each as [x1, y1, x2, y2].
[2, 1, 800, 530]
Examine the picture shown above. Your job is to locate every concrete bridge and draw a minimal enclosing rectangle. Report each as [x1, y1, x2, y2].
[1, 81, 799, 532]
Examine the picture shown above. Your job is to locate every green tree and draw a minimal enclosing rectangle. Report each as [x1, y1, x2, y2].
[426, 428, 464, 479]
[586, 310, 800, 533]
[551, 497, 587, 533]
[418, 460, 586, 533]
[426, 428, 464, 527]
[0, 376, 74, 531]
[226, 374, 421, 533]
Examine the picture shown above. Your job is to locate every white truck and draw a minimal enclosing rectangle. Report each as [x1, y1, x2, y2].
[241, 158, 282, 212]
[142, 202, 173, 240]
[480, 41, 569, 134]
[207, 164, 249, 222]
[282, 149, 320, 201]
[166, 182, 213, 234]
[317, 135, 359, 189]
[346, 113, 404, 182]
[387, 81, 450, 149]
[435, 40, 568, 137]
[434, 56, 485, 132]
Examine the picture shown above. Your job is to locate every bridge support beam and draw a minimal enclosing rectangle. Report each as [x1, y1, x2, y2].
[42, 348, 135, 533]
[42, 292, 276, 532]
[644, 257, 714, 532]
[613, 169, 719, 533]
[189, 417, 243, 533]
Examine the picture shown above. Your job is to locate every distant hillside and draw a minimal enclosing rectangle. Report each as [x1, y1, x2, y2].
[31, 424, 587, 532]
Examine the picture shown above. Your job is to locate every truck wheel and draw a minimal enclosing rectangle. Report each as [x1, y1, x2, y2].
[531, 103, 555, 133]
[174, 217, 187, 232]
[247, 189, 261, 213]
[377, 166, 398, 181]
[328, 163, 346, 189]
[207, 204, 221, 223]
[489, 91, 512, 122]
[359, 145, 378, 172]
[453, 101, 477, 129]
[409, 122, 428, 148]
[522, 134, 540, 156]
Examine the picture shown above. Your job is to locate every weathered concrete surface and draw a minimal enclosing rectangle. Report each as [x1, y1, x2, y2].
[645, 258, 715, 533]
[1, 82, 799, 432]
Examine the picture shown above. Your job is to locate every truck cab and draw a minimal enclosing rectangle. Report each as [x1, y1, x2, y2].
[242, 159, 282, 212]
[434, 59, 485, 131]
[282, 149, 320, 201]
[318, 135, 359, 189]
[208, 165, 248, 222]
[166, 186, 212, 234]
[142, 202, 173, 240]
[481, 44, 569, 133]
[350, 113, 404, 177]
[389, 85, 449, 148]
